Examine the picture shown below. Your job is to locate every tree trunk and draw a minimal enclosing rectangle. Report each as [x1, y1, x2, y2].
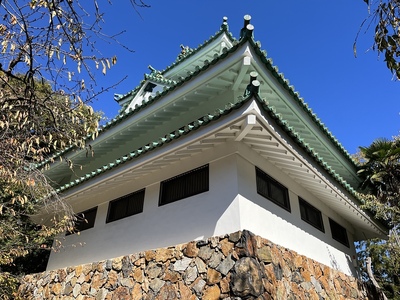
[366, 257, 388, 300]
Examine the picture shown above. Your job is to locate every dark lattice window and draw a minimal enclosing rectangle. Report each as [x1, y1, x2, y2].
[299, 198, 324, 232]
[67, 207, 97, 235]
[106, 189, 145, 223]
[159, 164, 209, 206]
[329, 218, 349, 247]
[256, 167, 290, 211]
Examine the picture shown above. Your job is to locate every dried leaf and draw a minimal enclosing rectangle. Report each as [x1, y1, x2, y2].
[101, 60, 106, 75]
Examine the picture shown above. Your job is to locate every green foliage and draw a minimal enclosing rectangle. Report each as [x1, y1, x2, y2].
[0, 272, 21, 300]
[358, 138, 400, 224]
[357, 137, 400, 299]
[357, 236, 400, 299]
[360, 1, 400, 78]
[0, 1, 148, 298]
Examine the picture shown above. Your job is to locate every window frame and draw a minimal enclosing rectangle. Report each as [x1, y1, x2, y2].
[106, 189, 145, 223]
[159, 164, 209, 206]
[67, 206, 98, 235]
[299, 197, 325, 232]
[255, 167, 291, 212]
[329, 218, 350, 247]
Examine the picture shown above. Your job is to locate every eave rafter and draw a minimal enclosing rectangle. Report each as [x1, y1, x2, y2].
[232, 56, 251, 91]
[235, 114, 256, 141]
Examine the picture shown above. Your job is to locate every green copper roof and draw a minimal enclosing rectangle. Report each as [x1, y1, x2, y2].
[54, 100, 239, 194]
[248, 38, 357, 168]
[116, 17, 236, 108]
[36, 21, 237, 169]
[42, 16, 359, 191]
[53, 91, 359, 209]
[159, 18, 235, 74]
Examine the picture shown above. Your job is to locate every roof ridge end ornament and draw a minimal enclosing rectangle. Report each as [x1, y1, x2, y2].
[221, 16, 229, 30]
[114, 93, 123, 102]
[176, 44, 194, 61]
[243, 71, 260, 97]
[240, 15, 253, 40]
[148, 65, 164, 79]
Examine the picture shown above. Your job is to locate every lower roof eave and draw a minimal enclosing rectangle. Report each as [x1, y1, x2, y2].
[51, 98, 387, 239]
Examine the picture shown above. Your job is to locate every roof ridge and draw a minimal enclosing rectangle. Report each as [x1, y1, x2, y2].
[116, 17, 236, 111]
[236, 17, 359, 170]
[159, 17, 236, 75]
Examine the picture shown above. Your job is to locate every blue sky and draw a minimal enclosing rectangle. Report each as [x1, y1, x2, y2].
[89, 1, 400, 155]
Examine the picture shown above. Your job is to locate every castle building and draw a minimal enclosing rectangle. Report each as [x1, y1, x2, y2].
[43, 16, 386, 277]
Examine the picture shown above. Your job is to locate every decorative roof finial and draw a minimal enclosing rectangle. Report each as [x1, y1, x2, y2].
[148, 65, 163, 78]
[249, 71, 258, 83]
[114, 93, 123, 102]
[243, 15, 251, 27]
[177, 44, 194, 61]
[221, 16, 228, 30]
[240, 15, 253, 40]
[244, 71, 260, 97]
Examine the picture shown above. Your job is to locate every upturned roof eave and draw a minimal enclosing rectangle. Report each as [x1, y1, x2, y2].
[37, 35, 242, 171]
[117, 20, 236, 109]
[54, 93, 388, 235]
[41, 18, 359, 188]
[243, 34, 359, 172]
[53, 90, 360, 213]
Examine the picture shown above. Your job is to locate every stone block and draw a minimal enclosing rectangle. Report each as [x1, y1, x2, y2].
[220, 274, 230, 293]
[112, 286, 130, 300]
[16, 230, 371, 300]
[202, 284, 221, 300]
[144, 250, 156, 262]
[216, 254, 235, 275]
[184, 241, 199, 257]
[231, 257, 264, 298]
[156, 284, 178, 300]
[208, 251, 224, 268]
[198, 245, 214, 261]
[173, 256, 192, 271]
[256, 246, 272, 263]
[149, 278, 165, 293]
[145, 261, 162, 279]
[131, 283, 143, 300]
[112, 256, 122, 271]
[207, 268, 222, 285]
[194, 256, 207, 273]
[155, 248, 175, 262]
[73, 284, 82, 297]
[184, 266, 198, 284]
[228, 231, 242, 243]
[133, 267, 144, 283]
[191, 277, 206, 296]
[163, 268, 181, 283]
[219, 238, 234, 256]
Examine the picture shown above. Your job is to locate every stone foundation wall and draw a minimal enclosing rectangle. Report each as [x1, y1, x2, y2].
[18, 230, 372, 299]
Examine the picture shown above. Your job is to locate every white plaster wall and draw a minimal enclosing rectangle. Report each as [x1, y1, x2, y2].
[47, 150, 242, 270]
[235, 150, 357, 276]
[47, 143, 358, 276]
